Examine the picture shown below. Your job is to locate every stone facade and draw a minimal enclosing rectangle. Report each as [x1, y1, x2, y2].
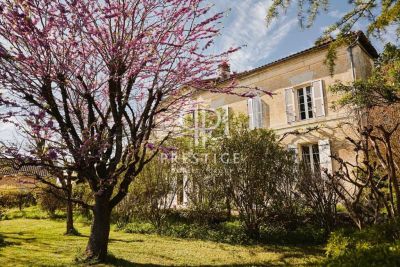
[169, 33, 377, 208]
[191, 35, 377, 174]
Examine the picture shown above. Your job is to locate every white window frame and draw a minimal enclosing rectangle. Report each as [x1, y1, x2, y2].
[297, 86, 314, 121]
[301, 143, 320, 172]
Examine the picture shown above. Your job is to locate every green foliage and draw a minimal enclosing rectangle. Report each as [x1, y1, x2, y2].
[266, 0, 400, 37]
[1, 206, 54, 220]
[325, 220, 400, 266]
[261, 224, 326, 245]
[298, 164, 339, 234]
[266, 1, 400, 74]
[72, 183, 93, 220]
[216, 127, 300, 237]
[117, 217, 326, 245]
[0, 189, 36, 209]
[114, 157, 178, 231]
[117, 221, 157, 235]
[36, 186, 65, 217]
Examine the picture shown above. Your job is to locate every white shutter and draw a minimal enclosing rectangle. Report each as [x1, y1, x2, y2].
[247, 98, 254, 129]
[312, 80, 325, 117]
[285, 88, 296, 123]
[288, 144, 299, 163]
[318, 139, 332, 174]
[253, 96, 263, 128]
[262, 102, 268, 128]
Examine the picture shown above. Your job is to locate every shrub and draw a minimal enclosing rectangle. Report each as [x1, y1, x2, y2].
[298, 164, 339, 234]
[175, 209, 228, 225]
[114, 157, 178, 232]
[0, 189, 36, 210]
[185, 149, 230, 224]
[325, 220, 400, 266]
[216, 128, 300, 237]
[72, 183, 93, 220]
[1, 206, 53, 220]
[261, 224, 326, 245]
[119, 221, 157, 235]
[36, 186, 65, 216]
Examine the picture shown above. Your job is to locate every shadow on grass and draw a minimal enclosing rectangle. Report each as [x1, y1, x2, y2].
[105, 251, 320, 267]
[0, 231, 37, 244]
[106, 254, 278, 267]
[0, 233, 22, 248]
[109, 238, 145, 243]
[106, 255, 156, 267]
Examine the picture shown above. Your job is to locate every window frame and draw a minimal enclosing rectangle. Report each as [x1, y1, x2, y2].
[297, 85, 314, 121]
[301, 143, 320, 172]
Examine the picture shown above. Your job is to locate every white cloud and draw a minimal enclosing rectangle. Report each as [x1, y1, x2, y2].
[213, 0, 297, 71]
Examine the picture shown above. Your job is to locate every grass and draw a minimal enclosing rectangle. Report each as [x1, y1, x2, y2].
[0, 210, 324, 266]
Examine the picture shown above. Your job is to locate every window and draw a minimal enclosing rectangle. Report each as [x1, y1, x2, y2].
[285, 80, 325, 124]
[297, 86, 314, 120]
[301, 144, 320, 171]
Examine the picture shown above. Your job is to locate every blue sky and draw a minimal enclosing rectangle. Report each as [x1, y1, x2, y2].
[210, 0, 398, 72]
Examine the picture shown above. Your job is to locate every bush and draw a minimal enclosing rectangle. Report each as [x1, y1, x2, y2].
[118, 221, 157, 235]
[1, 206, 54, 220]
[260, 224, 326, 245]
[116, 212, 326, 245]
[72, 183, 93, 221]
[325, 220, 400, 266]
[162, 220, 250, 244]
[0, 189, 36, 209]
[114, 158, 178, 232]
[36, 186, 65, 216]
[298, 164, 339, 234]
[216, 128, 301, 238]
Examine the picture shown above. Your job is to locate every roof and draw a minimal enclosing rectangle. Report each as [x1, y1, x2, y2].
[0, 158, 50, 178]
[216, 31, 378, 83]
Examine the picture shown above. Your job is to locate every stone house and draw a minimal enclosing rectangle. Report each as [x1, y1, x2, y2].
[170, 31, 378, 207]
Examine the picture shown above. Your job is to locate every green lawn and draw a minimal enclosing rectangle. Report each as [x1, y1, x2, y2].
[0, 217, 324, 266]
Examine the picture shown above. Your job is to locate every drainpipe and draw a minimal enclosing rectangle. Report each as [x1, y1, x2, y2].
[347, 35, 368, 127]
[347, 34, 360, 82]
[348, 46, 356, 82]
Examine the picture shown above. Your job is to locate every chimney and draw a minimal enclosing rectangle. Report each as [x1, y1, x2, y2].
[218, 61, 231, 80]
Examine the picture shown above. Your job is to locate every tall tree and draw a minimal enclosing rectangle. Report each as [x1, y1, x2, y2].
[0, 0, 244, 261]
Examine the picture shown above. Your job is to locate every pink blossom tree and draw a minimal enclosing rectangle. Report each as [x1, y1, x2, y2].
[0, 0, 254, 261]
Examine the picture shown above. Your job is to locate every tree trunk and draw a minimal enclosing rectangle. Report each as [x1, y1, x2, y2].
[85, 195, 111, 262]
[65, 177, 75, 235]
